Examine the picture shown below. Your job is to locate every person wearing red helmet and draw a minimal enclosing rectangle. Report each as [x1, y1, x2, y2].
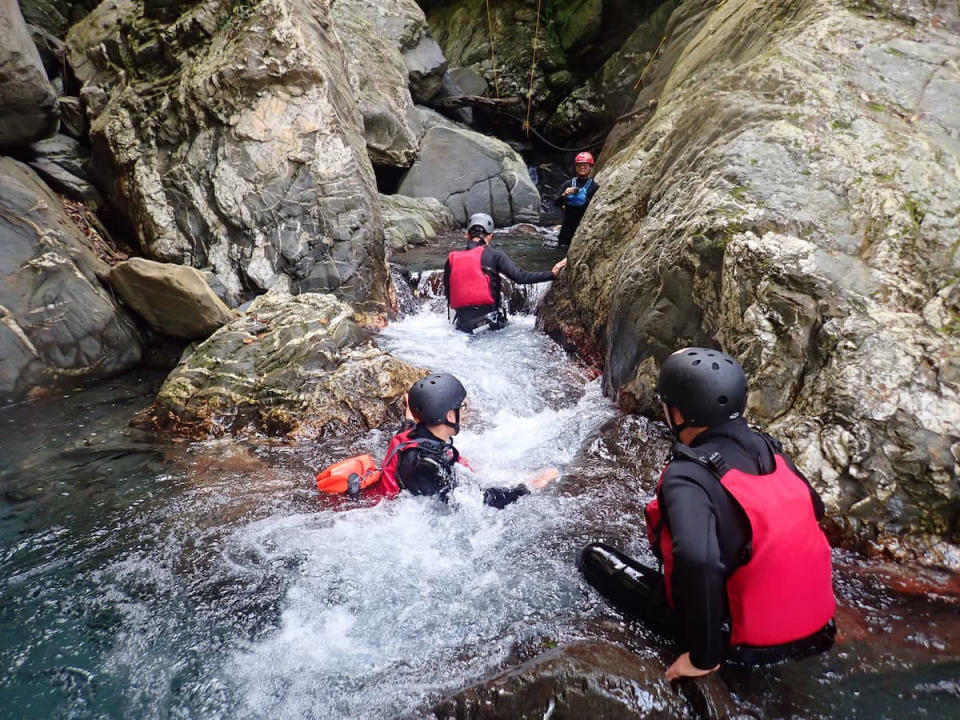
[554, 151, 599, 246]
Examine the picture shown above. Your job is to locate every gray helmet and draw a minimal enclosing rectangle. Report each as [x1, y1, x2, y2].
[408, 373, 467, 431]
[656, 347, 747, 429]
[467, 212, 495, 235]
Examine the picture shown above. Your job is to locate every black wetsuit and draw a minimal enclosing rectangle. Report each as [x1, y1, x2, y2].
[580, 418, 834, 668]
[443, 240, 554, 333]
[396, 424, 530, 509]
[554, 177, 599, 246]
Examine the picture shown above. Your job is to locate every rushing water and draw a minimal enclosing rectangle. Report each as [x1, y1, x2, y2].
[2, 254, 960, 719]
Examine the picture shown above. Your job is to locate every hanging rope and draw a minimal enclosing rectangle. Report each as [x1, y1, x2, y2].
[522, 0, 543, 138]
[484, 0, 500, 97]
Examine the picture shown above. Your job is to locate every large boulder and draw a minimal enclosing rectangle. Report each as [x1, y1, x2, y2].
[66, 0, 388, 312]
[397, 125, 540, 225]
[0, 158, 141, 403]
[108, 258, 235, 339]
[542, 0, 960, 552]
[145, 293, 424, 437]
[0, 0, 59, 148]
[331, 0, 423, 168]
[381, 193, 455, 251]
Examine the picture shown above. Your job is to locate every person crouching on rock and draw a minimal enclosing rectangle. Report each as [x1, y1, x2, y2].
[444, 212, 566, 334]
[554, 151, 599, 247]
[379, 373, 558, 508]
[579, 347, 836, 681]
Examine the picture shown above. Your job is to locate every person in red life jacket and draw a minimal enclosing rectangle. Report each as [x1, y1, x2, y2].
[553, 151, 599, 246]
[444, 212, 567, 334]
[380, 372, 558, 507]
[579, 347, 835, 681]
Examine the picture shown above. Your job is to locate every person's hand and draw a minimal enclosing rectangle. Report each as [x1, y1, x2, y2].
[402, 393, 414, 422]
[551, 258, 567, 276]
[527, 467, 559, 490]
[563, 187, 576, 196]
[665, 653, 719, 682]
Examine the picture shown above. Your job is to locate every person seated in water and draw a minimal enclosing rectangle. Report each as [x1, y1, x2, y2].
[579, 348, 836, 681]
[378, 373, 558, 508]
[444, 212, 567, 334]
[553, 151, 599, 247]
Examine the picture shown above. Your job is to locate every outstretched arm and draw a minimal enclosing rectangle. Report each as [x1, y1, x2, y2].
[489, 248, 557, 285]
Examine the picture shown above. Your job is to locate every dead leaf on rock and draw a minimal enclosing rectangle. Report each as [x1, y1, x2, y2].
[860, 91, 871, 103]
[242, 337, 255, 344]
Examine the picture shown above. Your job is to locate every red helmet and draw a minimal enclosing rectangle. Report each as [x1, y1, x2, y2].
[574, 151, 595, 165]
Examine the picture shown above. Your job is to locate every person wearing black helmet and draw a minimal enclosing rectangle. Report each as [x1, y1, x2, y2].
[579, 347, 835, 681]
[380, 373, 557, 507]
[444, 212, 567, 334]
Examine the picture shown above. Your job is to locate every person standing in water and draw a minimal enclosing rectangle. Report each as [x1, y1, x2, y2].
[579, 348, 835, 680]
[554, 151, 599, 246]
[444, 213, 566, 334]
[378, 373, 557, 508]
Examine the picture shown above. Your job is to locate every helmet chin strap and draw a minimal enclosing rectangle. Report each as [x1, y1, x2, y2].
[662, 402, 688, 439]
[442, 408, 461, 434]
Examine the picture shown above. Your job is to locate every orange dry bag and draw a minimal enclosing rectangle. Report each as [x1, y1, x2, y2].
[316, 454, 382, 495]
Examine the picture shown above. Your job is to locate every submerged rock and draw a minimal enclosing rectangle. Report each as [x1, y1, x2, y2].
[0, 0, 59, 148]
[397, 125, 540, 225]
[108, 258, 235, 339]
[0, 157, 141, 403]
[66, 0, 388, 312]
[146, 293, 424, 437]
[433, 640, 738, 719]
[382, 193, 456, 251]
[543, 0, 960, 553]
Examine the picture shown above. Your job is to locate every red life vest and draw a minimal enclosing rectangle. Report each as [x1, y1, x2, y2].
[645, 450, 835, 648]
[448, 246, 494, 309]
[379, 427, 470, 496]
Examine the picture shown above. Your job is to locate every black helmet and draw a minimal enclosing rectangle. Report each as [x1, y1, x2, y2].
[408, 373, 467, 431]
[656, 347, 746, 428]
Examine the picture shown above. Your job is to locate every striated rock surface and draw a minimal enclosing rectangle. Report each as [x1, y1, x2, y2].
[542, 0, 960, 551]
[397, 125, 540, 225]
[381, 193, 455, 251]
[66, 0, 388, 312]
[331, 0, 423, 168]
[108, 257, 235, 339]
[0, 0, 59, 148]
[147, 293, 424, 437]
[0, 158, 141, 403]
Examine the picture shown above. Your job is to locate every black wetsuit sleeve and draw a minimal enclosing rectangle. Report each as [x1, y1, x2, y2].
[482, 484, 530, 509]
[554, 184, 569, 207]
[660, 466, 727, 670]
[486, 248, 554, 284]
[443, 259, 451, 301]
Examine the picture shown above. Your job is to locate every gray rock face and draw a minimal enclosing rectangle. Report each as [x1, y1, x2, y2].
[543, 0, 960, 550]
[66, 0, 388, 313]
[28, 134, 104, 206]
[0, 0, 59, 148]
[146, 293, 424, 437]
[434, 641, 737, 719]
[108, 258, 235, 339]
[397, 125, 540, 225]
[332, 0, 423, 167]
[0, 158, 141, 402]
[381, 193, 455, 250]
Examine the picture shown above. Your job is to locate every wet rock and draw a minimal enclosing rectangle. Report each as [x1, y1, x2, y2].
[108, 258, 235, 339]
[405, 34, 448, 104]
[27, 23, 67, 81]
[57, 96, 88, 139]
[433, 640, 736, 719]
[18, 0, 98, 37]
[332, 0, 423, 167]
[382, 194, 456, 251]
[0, 157, 141, 403]
[145, 293, 424, 437]
[447, 67, 488, 97]
[397, 125, 540, 225]
[27, 134, 102, 206]
[543, 0, 960, 552]
[0, 0, 59, 148]
[66, 0, 388, 313]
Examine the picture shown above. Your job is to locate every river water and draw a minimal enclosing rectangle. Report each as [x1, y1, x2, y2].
[2, 239, 960, 719]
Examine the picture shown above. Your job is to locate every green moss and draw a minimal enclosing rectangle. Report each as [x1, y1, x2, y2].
[832, 118, 852, 130]
[731, 185, 749, 202]
[868, 101, 887, 113]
